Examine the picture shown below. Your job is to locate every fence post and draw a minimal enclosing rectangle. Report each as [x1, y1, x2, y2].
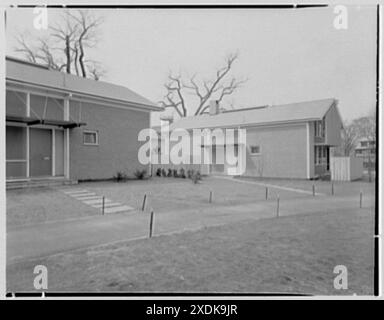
[265, 187, 268, 200]
[360, 191, 363, 208]
[149, 209, 154, 238]
[209, 190, 213, 203]
[331, 182, 334, 196]
[142, 194, 147, 211]
[102, 196, 105, 215]
[312, 184, 315, 196]
[276, 195, 280, 218]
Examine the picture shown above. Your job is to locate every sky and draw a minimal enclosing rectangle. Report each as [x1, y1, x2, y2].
[5, 6, 378, 125]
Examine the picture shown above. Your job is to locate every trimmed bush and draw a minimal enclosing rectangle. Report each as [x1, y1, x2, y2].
[134, 169, 147, 180]
[179, 168, 186, 178]
[113, 170, 128, 182]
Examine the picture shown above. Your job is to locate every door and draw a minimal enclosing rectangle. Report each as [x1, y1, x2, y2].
[30, 128, 52, 177]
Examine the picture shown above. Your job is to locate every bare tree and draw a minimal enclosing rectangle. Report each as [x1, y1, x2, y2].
[338, 121, 359, 156]
[14, 10, 104, 79]
[160, 53, 247, 117]
[353, 112, 376, 181]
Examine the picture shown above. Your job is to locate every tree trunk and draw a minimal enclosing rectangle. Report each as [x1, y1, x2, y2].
[78, 39, 86, 78]
[65, 36, 71, 74]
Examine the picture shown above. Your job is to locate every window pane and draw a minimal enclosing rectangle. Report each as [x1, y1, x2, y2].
[6, 161, 27, 179]
[6, 90, 26, 117]
[84, 132, 97, 144]
[6, 126, 27, 159]
[30, 94, 64, 120]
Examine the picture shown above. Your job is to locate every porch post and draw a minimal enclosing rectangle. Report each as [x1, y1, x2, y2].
[64, 98, 70, 179]
[26, 92, 30, 178]
[52, 129, 56, 176]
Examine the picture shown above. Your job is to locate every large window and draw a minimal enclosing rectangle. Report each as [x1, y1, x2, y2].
[6, 126, 27, 178]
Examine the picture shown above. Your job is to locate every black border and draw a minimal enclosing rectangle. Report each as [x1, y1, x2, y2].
[4, 3, 380, 299]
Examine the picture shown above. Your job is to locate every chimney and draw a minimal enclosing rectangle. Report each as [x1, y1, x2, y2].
[209, 100, 220, 116]
[160, 115, 174, 127]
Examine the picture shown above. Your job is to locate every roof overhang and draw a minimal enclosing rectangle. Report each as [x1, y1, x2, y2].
[6, 115, 86, 129]
[6, 78, 164, 112]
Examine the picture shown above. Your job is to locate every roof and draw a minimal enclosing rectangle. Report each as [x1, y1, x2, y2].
[6, 56, 162, 111]
[170, 98, 338, 130]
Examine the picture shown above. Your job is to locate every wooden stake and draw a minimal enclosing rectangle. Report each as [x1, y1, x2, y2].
[312, 184, 315, 196]
[149, 209, 154, 238]
[209, 190, 213, 203]
[360, 191, 363, 208]
[142, 194, 147, 211]
[276, 196, 280, 218]
[265, 187, 268, 200]
[102, 196, 105, 215]
[331, 182, 334, 196]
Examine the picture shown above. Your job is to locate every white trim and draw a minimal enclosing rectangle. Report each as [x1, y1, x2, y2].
[52, 128, 56, 176]
[64, 129, 70, 179]
[26, 92, 30, 117]
[83, 130, 99, 146]
[6, 159, 27, 162]
[306, 122, 310, 179]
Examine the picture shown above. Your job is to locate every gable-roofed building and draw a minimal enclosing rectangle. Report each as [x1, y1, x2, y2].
[6, 56, 162, 187]
[165, 98, 343, 179]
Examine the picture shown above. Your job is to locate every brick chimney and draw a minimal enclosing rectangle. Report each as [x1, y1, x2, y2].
[209, 100, 220, 116]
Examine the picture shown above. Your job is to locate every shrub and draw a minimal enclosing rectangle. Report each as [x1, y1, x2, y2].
[167, 169, 173, 177]
[161, 168, 167, 177]
[187, 169, 194, 179]
[173, 169, 178, 178]
[156, 168, 162, 177]
[192, 170, 201, 184]
[134, 169, 147, 180]
[179, 168, 186, 178]
[113, 170, 128, 182]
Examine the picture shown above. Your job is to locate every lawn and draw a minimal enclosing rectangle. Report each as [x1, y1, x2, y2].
[7, 176, 375, 227]
[7, 206, 374, 295]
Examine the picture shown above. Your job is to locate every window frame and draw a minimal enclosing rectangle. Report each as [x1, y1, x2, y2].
[249, 145, 261, 156]
[83, 130, 99, 146]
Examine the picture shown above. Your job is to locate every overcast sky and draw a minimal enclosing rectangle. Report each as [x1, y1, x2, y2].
[6, 6, 377, 124]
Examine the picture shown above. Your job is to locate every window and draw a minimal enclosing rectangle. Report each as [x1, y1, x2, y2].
[83, 130, 99, 145]
[314, 119, 325, 138]
[315, 146, 328, 166]
[250, 145, 261, 155]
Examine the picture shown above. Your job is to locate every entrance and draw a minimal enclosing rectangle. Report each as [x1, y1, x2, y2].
[30, 128, 52, 177]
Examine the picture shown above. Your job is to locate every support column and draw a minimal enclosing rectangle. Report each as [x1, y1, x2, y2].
[64, 98, 70, 179]
[26, 92, 30, 178]
[52, 128, 56, 176]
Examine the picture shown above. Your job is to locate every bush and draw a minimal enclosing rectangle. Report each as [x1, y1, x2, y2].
[156, 168, 162, 177]
[187, 169, 194, 179]
[161, 168, 167, 177]
[192, 170, 201, 184]
[134, 169, 147, 180]
[173, 169, 178, 178]
[167, 169, 173, 177]
[179, 168, 186, 178]
[113, 170, 128, 182]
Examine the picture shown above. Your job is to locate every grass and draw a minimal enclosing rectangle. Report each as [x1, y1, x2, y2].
[7, 176, 375, 227]
[7, 206, 374, 295]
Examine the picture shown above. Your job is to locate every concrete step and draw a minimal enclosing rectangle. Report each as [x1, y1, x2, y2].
[6, 178, 77, 190]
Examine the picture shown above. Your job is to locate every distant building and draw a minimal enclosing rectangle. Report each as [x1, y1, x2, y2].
[355, 138, 376, 169]
[6, 56, 162, 187]
[153, 98, 343, 179]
